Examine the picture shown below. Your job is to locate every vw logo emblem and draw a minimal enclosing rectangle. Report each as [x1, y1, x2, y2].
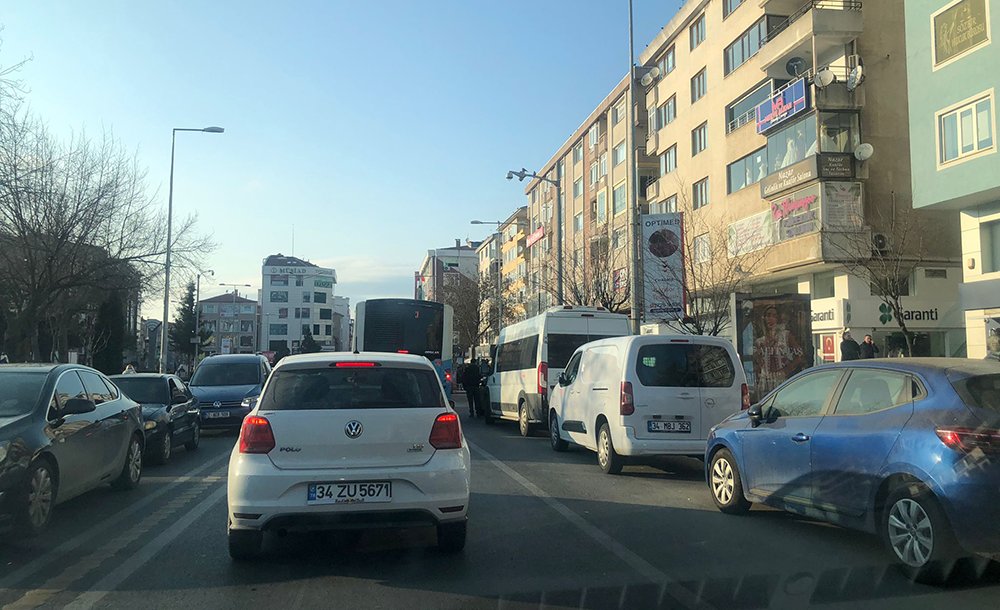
[212, 401, 222, 408]
[344, 420, 363, 439]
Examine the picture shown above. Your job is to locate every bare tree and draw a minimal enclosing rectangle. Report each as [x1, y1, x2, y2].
[542, 236, 632, 314]
[645, 177, 772, 335]
[438, 271, 480, 356]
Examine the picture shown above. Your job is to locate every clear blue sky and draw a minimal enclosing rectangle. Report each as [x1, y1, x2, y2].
[1, 0, 682, 317]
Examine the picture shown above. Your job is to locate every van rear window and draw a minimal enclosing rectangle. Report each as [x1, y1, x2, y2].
[548, 334, 622, 369]
[635, 344, 735, 388]
[260, 367, 445, 410]
[952, 374, 1000, 412]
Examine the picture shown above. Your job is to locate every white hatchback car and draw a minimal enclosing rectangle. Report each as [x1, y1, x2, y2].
[226, 352, 471, 559]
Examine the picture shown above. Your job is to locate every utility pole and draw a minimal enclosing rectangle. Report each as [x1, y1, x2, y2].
[627, 0, 643, 334]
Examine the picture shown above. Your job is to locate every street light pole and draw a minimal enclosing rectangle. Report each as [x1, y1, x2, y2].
[627, 0, 643, 335]
[159, 126, 225, 373]
[193, 269, 214, 365]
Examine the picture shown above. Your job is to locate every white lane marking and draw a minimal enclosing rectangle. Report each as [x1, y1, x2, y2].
[143, 475, 226, 483]
[62, 484, 228, 610]
[467, 440, 711, 610]
[0, 450, 231, 592]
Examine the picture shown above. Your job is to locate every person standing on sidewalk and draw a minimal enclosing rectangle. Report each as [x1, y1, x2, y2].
[461, 360, 482, 417]
[840, 331, 861, 361]
[859, 334, 880, 359]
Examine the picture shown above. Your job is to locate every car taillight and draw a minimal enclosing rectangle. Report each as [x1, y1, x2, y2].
[334, 361, 379, 368]
[429, 412, 462, 449]
[620, 381, 635, 416]
[538, 362, 548, 396]
[445, 369, 452, 383]
[239, 416, 275, 454]
[936, 427, 1000, 454]
[741, 383, 751, 410]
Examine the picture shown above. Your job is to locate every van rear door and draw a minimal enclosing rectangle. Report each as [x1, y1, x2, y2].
[629, 341, 702, 440]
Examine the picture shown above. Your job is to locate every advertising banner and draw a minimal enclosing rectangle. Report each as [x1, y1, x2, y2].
[641, 213, 685, 320]
[756, 78, 809, 134]
[822, 182, 864, 230]
[760, 156, 817, 198]
[727, 211, 774, 257]
[770, 184, 820, 241]
[934, 0, 990, 66]
[734, 293, 812, 401]
[526, 225, 545, 248]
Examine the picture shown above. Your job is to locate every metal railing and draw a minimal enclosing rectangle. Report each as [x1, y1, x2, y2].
[727, 108, 757, 134]
[764, 0, 862, 45]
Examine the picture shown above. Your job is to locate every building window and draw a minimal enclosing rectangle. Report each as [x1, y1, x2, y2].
[766, 114, 817, 174]
[983, 219, 1000, 273]
[599, 152, 608, 176]
[692, 122, 708, 156]
[724, 17, 781, 75]
[691, 68, 707, 103]
[613, 182, 627, 215]
[573, 142, 584, 164]
[294, 276, 304, 287]
[596, 190, 607, 223]
[278, 307, 288, 319]
[613, 141, 627, 165]
[660, 144, 677, 176]
[269, 291, 288, 303]
[657, 95, 676, 129]
[574, 212, 584, 232]
[302, 291, 311, 303]
[573, 177, 583, 198]
[726, 81, 776, 133]
[313, 324, 320, 336]
[819, 111, 861, 154]
[656, 45, 675, 76]
[664, 194, 678, 213]
[938, 93, 995, 165]
[693, 177, 710, 209]
[726, 147, 766, 193]
[301, 308, 311, 319]
[612, 227, 625, 249]
[690, 13, 706, 50]
[590, 161, 599, 185]
[301, 324, 310, 336]
[239, 336, 253, 348]
[240, 320, 254, 332]
[270, 275, 288, 286]
[694, 234, 711, 263]
[724, 0, 748, 18]
[313, 291, 327, 303]
[319, 308, 332, 320]
[204, 304, 217, 314]
[588, 124, 600, 149]
[269, 324, 287, 336]
[325, 324, 332, 336]
[812, 270, 836, 299]
[612, 99, 626, 124]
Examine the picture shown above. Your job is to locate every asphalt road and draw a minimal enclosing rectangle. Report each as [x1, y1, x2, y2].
[1, 395, 998, 609]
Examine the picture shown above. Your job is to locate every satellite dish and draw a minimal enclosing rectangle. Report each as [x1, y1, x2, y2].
[649, 66, 661, 79]
[846, 64, 865, 91]
[814, 68, 836, 88]
[640, 73, 654, 87]
[854, 142, 874, 161]
[786, 57, 807, 77]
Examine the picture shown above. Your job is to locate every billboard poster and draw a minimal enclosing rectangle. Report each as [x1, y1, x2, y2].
[734, 293, 813, 401]
[934, 0, 990, 66]
[641, 213, 685, 320]
[756, 78, 809, 134]
[822, 182, 864, 230]
[770, 184, 820, 241]
[727, 211, 774, 256]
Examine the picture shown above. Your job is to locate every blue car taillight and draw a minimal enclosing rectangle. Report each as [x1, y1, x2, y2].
[936, 426, 1000, 454]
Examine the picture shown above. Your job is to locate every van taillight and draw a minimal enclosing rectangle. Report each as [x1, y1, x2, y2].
[936, 427, 1000, 454]
[429, 412, 463, 449]
[741, 384, 751, 410]
[620, 381, 635, 416]
[239, 416, 275, 454]
[538, 362, 548, 396]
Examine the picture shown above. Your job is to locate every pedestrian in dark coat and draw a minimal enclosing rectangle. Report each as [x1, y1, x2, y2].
[859, 334, 880, 359]
[840, 331, 861, 361]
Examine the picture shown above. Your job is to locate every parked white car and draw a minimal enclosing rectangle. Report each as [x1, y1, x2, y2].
[548, 335, 748, 474]
[226, 352, 471, 559]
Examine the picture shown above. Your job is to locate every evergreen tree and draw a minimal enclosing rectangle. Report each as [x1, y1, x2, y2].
[169, 282, 212, 361]
[300, 330, 321, 353]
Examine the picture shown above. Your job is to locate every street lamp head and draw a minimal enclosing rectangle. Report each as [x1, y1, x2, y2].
[202, 126, 225, 133]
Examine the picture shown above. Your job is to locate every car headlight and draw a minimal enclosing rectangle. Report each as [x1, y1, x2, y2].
[144, 421, 157, 431]
[0, 440, 9, 464]
[241, 396, 259, 408]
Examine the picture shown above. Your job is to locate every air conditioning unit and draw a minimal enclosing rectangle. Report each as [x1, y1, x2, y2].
[872, 232, 890, 253]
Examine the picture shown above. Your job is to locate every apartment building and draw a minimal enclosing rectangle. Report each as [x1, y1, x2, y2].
[198, 292, 258, 355]
[259, 254, 339, 353]
[415, 240, 480, 301]
[499, 207, 529, 320]
[904, 0, 999, 358]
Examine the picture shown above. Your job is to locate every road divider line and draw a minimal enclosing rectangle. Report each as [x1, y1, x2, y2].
[0, 450, 231, 592]
[467, 440, 712, 610]
[62, 484, 228, 610]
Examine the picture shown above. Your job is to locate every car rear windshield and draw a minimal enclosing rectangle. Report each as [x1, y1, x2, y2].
[0, 371, 46, 416]
[260, 366, 445, 410]
[635, 343, 736, 388]
[190, 363, 259, 387]
[952, 374, 1000, 412]
[548, 334, 622, 369]
[112, 377, 168, 405]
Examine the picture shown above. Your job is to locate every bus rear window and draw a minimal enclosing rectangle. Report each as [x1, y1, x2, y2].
[261, 367, 445, 410]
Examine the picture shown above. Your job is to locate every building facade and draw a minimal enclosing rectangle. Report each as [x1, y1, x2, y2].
[499, 207, 529, 320]
[197, 292, 259, 355]
[904, 0, 999, 358]
[259, 254, 339, 353]
[415, 240, 481, 301]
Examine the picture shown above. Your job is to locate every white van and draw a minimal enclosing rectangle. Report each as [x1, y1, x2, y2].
[486, 306, 632, 437]
[548, 334, 748, 474]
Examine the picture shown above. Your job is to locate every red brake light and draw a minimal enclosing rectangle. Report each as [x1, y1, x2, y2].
[335, 361, 378, 368]
[741, 383, 751, 410]
[429, 412, 462, 449]
[239, 416, 275, 454]
[538, 362, 548, 396]
[620, 381, 635, 416]
[936, 427, 1000, 454]
[445, 369, 452, 383]
[397, 350, 409, 354]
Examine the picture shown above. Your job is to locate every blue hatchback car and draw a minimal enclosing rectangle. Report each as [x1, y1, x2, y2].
[706, 358, 1000, 583]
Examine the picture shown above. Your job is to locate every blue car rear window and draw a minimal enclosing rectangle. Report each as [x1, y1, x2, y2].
[952, 374, 1000, 412]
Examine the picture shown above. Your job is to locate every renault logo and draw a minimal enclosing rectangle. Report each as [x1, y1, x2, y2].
[213, 401, 222, 408]
[344, 420, 364, 439]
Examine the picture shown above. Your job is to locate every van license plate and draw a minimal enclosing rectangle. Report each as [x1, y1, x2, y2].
[307, 481, 392, 505]
[648, 420, 691, 433]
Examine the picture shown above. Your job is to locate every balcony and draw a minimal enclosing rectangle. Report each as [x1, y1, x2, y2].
[757, 1, 863, 81]
[646, 178, 660, 202]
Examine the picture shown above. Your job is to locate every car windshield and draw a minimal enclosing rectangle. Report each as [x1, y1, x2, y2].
[260, 367, 444, 410]
[190, 363, 259, 387]
[952, 373, 1000, 412]
[0, 372, 46, 417]
[112, 377, 169, 405]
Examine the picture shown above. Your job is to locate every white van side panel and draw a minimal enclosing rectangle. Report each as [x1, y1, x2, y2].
[562, 345, 622, 450]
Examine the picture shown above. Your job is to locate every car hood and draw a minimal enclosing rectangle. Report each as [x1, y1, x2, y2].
[189, 385, 260, 403]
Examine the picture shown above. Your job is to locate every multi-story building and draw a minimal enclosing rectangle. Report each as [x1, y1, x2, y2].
[415, 240, 480, 301]
[332, 295, 351, 351]
[499, 207, 529, 320]
[259, 254, 339, 353]
[198, 292, 258, 355]
[904, 0, 999, 358]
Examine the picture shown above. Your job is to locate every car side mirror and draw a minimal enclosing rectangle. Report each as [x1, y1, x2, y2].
[558, 372, 568, 386]
[63, 397, 97, 416]
[748, 403, 763, 428]
[449, 399, 456, 409]
[171, 393, 188, 405]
